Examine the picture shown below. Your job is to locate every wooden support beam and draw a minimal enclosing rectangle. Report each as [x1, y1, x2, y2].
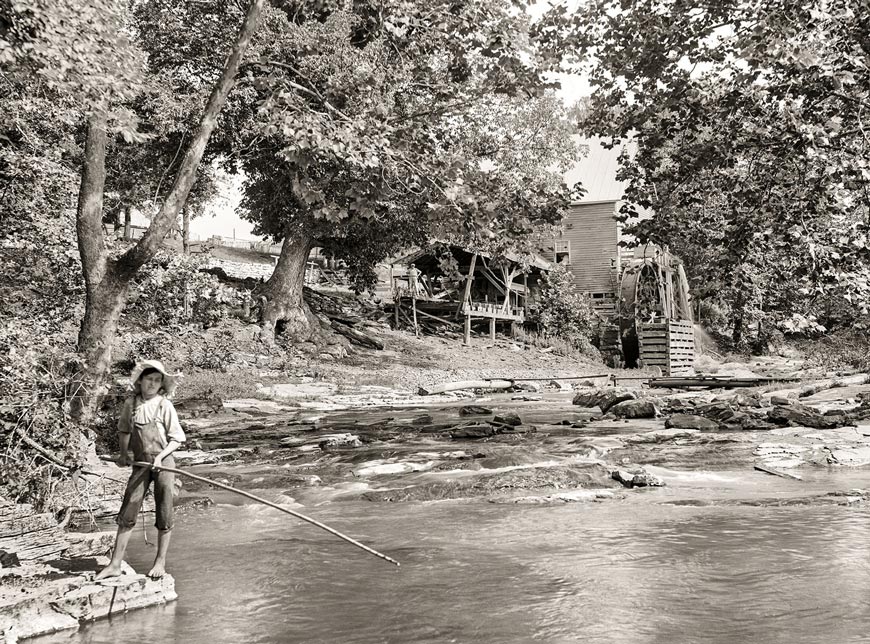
[490, 315, 496, 341]
[415, 308, 462, 328]
[464, 314, 471, 346]
[523, 273, 528, 316]
[462, 254, 477, 311]
[398, 306, 414, 328]
[480, 266, 507, 295]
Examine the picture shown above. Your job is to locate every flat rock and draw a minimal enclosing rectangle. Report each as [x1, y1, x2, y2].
[493, 412, 522, 426]
[611, 469, 665, 488]
[624, 428, 700, 444]
[0, 560, 176, 640]
[767, 406, 847, 430]
[353, 461, 437, 477]
[665, 414, 720, 431]
[174, 449, 251, 466]
[572, 388, 637, 413]
[500, 489, 618, 504]
[319, 433, 363, 449]
[451, 423, 497, 439]
[827, 446, 870, 466]
[256, 382, 338, 401]
[498, 424, 537, 434]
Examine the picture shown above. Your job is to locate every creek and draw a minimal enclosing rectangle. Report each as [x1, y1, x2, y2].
[33, 395, 870, 643]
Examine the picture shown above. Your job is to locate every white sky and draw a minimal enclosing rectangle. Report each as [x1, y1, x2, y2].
[189, 171, 251, 241]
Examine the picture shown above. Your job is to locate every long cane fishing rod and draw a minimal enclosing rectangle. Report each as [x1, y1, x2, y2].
[102, 457, 399, 566]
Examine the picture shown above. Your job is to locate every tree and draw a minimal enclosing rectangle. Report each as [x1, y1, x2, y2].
[227, 3, 582, 342]
[536, 0, 870, 347]
[1, 0, 267, 425]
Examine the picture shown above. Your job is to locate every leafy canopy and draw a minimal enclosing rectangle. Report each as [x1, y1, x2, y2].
[536, 0, 870, 344]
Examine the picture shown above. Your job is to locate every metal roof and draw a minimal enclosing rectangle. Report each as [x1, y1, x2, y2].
[397, 243, 551, 272]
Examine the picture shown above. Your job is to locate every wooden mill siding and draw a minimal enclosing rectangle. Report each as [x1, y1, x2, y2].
[555, 200, 621, 295]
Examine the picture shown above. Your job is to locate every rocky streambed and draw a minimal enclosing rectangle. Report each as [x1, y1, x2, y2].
[172, 376, 870, 508]
[8, 374, 870, 641]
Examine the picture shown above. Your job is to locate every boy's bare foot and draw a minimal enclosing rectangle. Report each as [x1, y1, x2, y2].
[94, 564, 123, 581]
[147, 562, 166, 579]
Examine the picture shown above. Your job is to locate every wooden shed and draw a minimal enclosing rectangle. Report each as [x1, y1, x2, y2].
[392, 244, 550, 344]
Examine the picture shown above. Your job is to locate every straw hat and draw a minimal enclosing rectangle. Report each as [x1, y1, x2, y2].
[130, 360, 180, 398]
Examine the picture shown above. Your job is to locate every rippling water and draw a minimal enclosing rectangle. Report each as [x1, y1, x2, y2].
[36, 493, 870, 644]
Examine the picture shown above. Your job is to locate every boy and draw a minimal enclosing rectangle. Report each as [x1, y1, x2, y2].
[95, 360, 185, 581]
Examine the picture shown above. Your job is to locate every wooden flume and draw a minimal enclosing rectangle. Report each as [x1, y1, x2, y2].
[102, 457, 400, 566]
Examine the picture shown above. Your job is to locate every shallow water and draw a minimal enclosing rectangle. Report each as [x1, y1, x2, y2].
[38, 492, 870, 644]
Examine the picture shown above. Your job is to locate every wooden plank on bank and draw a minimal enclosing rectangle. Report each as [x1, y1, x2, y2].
[418, 379, 514, 396]
[754, 463, 803, 480]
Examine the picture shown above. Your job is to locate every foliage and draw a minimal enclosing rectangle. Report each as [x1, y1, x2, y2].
[512, 327, 600, 363]
[535, 264, 598, 356]
[186, 329, 238, 371]
[803, 326, 870, 375]
[127, 252, 244, 329]
[0, 320, 80, 509]
[1, 0, 146, 130]
[0, 63, 86, 507]
[207, 3, 583, 313]
[180, 368, 268, 400]
[536, 0, 870, 349]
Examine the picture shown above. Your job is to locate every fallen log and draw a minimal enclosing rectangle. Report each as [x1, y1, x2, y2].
[650, 375, 800, 389]
[418, 379, 514, 396]
[332, 322, 384, 350]
[797, 374, 869, 398]
[754, 463, 802, 480]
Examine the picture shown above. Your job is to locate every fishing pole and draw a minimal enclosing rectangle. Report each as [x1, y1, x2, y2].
[101, 457, 400, 566]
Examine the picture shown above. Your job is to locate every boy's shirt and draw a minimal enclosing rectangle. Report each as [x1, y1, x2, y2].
[118, 395, 186, 447]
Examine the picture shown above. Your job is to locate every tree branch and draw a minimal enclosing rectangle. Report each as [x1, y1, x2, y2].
[118, 0, 267, 279]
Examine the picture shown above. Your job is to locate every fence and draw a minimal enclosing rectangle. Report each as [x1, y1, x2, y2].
[208, 236, 283, 254]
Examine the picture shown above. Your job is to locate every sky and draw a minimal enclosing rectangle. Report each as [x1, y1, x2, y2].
[188, 172, 252, 241]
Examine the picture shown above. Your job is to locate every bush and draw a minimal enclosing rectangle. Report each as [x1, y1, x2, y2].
[186, 328, 238, 370]
[180, 369, 265, 400]
[126, 252, 245, 329]
[0, 321, 81, 510]
[804, 327, 870, 374]
[535, 264, 599, 356]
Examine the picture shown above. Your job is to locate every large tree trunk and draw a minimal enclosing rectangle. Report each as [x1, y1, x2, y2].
[259, 231, 319, 343]
[70, 0, 267, 425]
[68, 112, 111, 431]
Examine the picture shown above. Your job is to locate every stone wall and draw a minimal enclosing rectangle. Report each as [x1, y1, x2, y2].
[204, 258, 275, 281]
